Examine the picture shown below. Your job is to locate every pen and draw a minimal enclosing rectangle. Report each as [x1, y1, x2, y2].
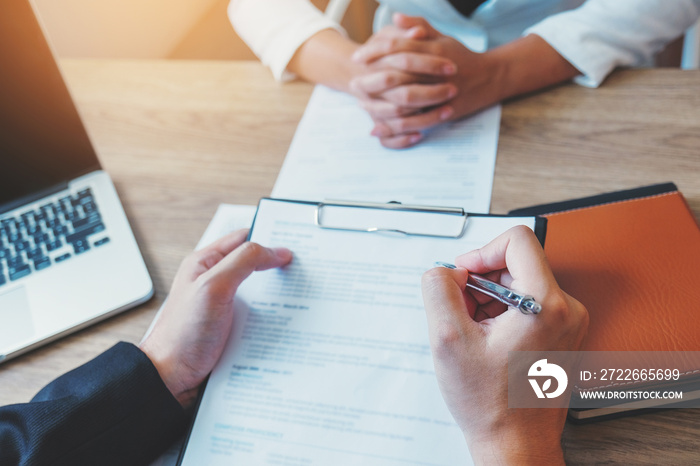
[434, 262, 542, 315]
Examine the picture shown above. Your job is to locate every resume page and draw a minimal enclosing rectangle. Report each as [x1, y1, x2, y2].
[180, 200, 536, 465]
[272, 86, 501, 214]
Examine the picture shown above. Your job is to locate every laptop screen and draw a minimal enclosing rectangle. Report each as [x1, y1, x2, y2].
[0, 0, 100, 211]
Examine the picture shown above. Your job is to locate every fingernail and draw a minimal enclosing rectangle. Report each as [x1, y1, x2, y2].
[440, 107, 453, 120]
[274, 248, 293, 261]
[442, 63, 456, 75]
[407, 26, 421, 37]
[372, 124, 391, 137]
[409, 133, 422, 144]
[447, 86, 457, 98]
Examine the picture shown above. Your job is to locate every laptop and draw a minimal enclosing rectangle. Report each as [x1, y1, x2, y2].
[0, 0, 153, 363]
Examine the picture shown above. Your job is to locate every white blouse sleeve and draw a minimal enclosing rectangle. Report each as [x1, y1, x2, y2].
[229, 0, 346, 81]
[525, 0, 700, 87]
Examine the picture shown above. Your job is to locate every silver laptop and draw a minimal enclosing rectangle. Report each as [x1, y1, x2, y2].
[0, 0, 153, 363]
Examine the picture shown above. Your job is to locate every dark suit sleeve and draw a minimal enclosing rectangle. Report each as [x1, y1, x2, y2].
[0, 342, 187, 466]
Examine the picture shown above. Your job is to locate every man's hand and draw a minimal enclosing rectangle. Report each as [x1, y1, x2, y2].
[139, 229, 292, 408]
[421, 226, 588, 464]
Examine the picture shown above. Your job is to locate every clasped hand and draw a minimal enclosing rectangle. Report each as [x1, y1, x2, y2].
[350, 13, 501, 149]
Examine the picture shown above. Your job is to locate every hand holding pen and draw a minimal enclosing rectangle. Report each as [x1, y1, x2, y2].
[434, 262, 542, 315]
[421, 226, 588, 464]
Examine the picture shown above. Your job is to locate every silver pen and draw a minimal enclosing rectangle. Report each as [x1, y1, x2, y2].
[434, 262, 542, 315]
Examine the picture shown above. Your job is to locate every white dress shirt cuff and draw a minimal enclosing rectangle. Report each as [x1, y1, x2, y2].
[229, 1, 346, 82]
[524, 0, 700, 89]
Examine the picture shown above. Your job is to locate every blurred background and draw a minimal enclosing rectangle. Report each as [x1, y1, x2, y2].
[32, 0, 377, 60]
[32, 0, 698, 68]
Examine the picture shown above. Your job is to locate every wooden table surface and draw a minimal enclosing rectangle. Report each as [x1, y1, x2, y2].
[1, 60, 699, 464]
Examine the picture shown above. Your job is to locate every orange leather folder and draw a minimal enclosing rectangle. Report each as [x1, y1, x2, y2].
[511, 183, 700, 351]
[511, 183, 700, 419]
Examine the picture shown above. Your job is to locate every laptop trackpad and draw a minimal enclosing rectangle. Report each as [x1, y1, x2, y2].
[0, 286, 35, 353]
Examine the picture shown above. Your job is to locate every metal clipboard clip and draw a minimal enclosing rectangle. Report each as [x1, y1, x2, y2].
[314, 200, 468, 239]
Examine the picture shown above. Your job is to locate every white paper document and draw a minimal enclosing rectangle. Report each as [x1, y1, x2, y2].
[272, 86, 501, 213]
[195, 204, 257, 249]
[180, 200, 539, 465]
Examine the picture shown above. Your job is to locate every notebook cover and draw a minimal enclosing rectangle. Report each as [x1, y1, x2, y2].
[511, 183, 700, 402]
[510, 182, 700, 352]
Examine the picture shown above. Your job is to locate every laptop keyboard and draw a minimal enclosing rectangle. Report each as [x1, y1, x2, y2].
[0, 188, 110, 287]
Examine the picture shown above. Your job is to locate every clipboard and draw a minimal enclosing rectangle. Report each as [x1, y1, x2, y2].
[177, 198, 546, 465]
[249, 198, 547, 243]
[314, 199, 468, 238]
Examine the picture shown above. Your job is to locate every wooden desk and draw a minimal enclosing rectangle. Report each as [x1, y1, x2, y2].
[1, 60, 699, 464]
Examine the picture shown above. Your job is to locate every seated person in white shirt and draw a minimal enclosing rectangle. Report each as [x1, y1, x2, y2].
[229, 0, 700, 148]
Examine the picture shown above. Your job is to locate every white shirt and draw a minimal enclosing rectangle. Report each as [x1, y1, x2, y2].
[229, 0, 700, 87]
